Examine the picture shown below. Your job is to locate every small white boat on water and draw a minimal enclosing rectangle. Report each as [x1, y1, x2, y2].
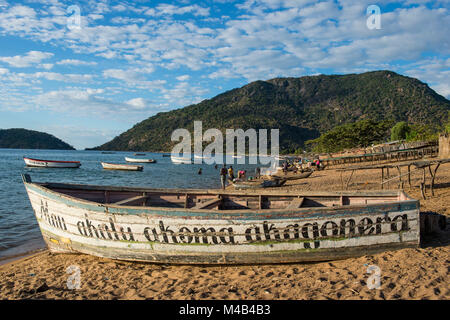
[171, 156, 192, 164]
[125, 157, 156, 163]
[101, 162, 143, 171]
[24, 157, 81, 168]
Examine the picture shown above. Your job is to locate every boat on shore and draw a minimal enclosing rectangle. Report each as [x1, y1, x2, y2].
[101, 162, 143, 171]
[23, 157, 81, 168]
[270, 171, 313, 181]
[125, 157, 156, 163]
[22, 174, 422, 264]
[231, 178, 287, 190]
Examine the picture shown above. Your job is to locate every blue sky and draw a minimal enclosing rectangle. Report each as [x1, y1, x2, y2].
[0, 0, 449, 149]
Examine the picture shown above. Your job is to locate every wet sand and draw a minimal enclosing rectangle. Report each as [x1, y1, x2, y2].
[1, 163, 449, 300]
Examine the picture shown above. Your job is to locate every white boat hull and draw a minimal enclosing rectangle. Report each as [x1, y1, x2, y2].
[101, 162, 143, 171]
[125, 157, 156, 163]
[171, 156, 192, 164]
[24, 157, 81, 168]
[22, 175, 421, 265]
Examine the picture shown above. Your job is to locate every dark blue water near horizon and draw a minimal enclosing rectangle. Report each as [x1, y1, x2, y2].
[0, 148, 265, 260]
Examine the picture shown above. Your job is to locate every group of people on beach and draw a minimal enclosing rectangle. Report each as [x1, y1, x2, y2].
[282, 157, 324, 173]
[218, 165, 261, 189]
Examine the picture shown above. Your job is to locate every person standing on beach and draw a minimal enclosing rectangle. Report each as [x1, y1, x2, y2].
[220, 165, 227, 189]
[255, 167, 261, 178]
[228, 166, 235, 181]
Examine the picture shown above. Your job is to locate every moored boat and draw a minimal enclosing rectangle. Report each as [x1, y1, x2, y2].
[23, 157, 81, 168]
[125, 157, 156, 163]
[171, 156, 192, 164]
[22, 174, 422, 264]
[101, 162, 143, 171]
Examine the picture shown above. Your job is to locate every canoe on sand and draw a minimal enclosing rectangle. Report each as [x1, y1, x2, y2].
[22, 174, 425, 264]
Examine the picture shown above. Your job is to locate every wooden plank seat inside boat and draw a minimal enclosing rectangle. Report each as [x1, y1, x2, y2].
[47, 185, 404, 211]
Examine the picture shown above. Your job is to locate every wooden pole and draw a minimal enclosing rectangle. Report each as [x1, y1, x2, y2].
[428, 163, 441, 196]
[420, 168, 426, 199]
[387, 167, 390, 189]
[407, 165, 411, 188]
[346, 170, 355, 190]
[396, 166, 402, 189]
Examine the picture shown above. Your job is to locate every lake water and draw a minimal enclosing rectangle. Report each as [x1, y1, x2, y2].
[0, 149, 268, 261]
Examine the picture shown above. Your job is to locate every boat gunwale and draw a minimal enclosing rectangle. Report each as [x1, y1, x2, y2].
[24, 157, 81, 164]
[101, 162, 143, 168]
[24, 180, 419, 217]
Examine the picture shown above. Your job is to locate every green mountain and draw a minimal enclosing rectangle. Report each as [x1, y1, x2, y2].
[0, 128, 75, 150]
[90, 70, 450, 153]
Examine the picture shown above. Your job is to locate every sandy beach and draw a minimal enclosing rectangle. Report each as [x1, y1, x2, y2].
[1, 164, 449, 300]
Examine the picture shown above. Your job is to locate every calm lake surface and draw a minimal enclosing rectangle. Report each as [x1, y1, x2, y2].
[0, 149, 266, 260]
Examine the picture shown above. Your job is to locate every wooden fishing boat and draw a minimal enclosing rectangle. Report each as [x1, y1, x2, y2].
[23, 157, 81, 168]
[101, 151, 115, 154]
[21, 173, 423, 264]
[101, 162, 143, 171]
[171, 156, 192, 164]
[125, 157, 156, 163]
[232, 178, 287, 190]
[270, 171, 313, 181]
[134, 153, 146, 156]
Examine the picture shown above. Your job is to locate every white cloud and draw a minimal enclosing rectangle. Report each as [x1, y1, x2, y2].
[32, 71, 93, 83]
[56, 59, 97, 66]
[145, 4, 210, 17]
[126, 97, 149, 110]
[176, 75, 190, 81]
[39, 63, 54, 70]
[0, 51, 54, 67]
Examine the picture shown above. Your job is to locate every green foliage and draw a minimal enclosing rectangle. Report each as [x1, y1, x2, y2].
[405, 124, 439, 142]
[305, 120, 393, 153]
[444, 114, 450, 133]
[0, 129, 75, 150]
[390, 121, 410, 141]
[90, 71, 450, 152]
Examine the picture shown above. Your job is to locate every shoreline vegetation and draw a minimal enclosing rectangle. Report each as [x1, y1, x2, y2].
[1, 165, 448, 300]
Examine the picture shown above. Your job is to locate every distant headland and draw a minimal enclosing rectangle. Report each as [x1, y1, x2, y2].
[0, 128, 75, 150]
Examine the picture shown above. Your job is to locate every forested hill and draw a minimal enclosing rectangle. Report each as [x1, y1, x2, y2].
[0, 128, 75, 150]
[90, 70, 450, 153]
